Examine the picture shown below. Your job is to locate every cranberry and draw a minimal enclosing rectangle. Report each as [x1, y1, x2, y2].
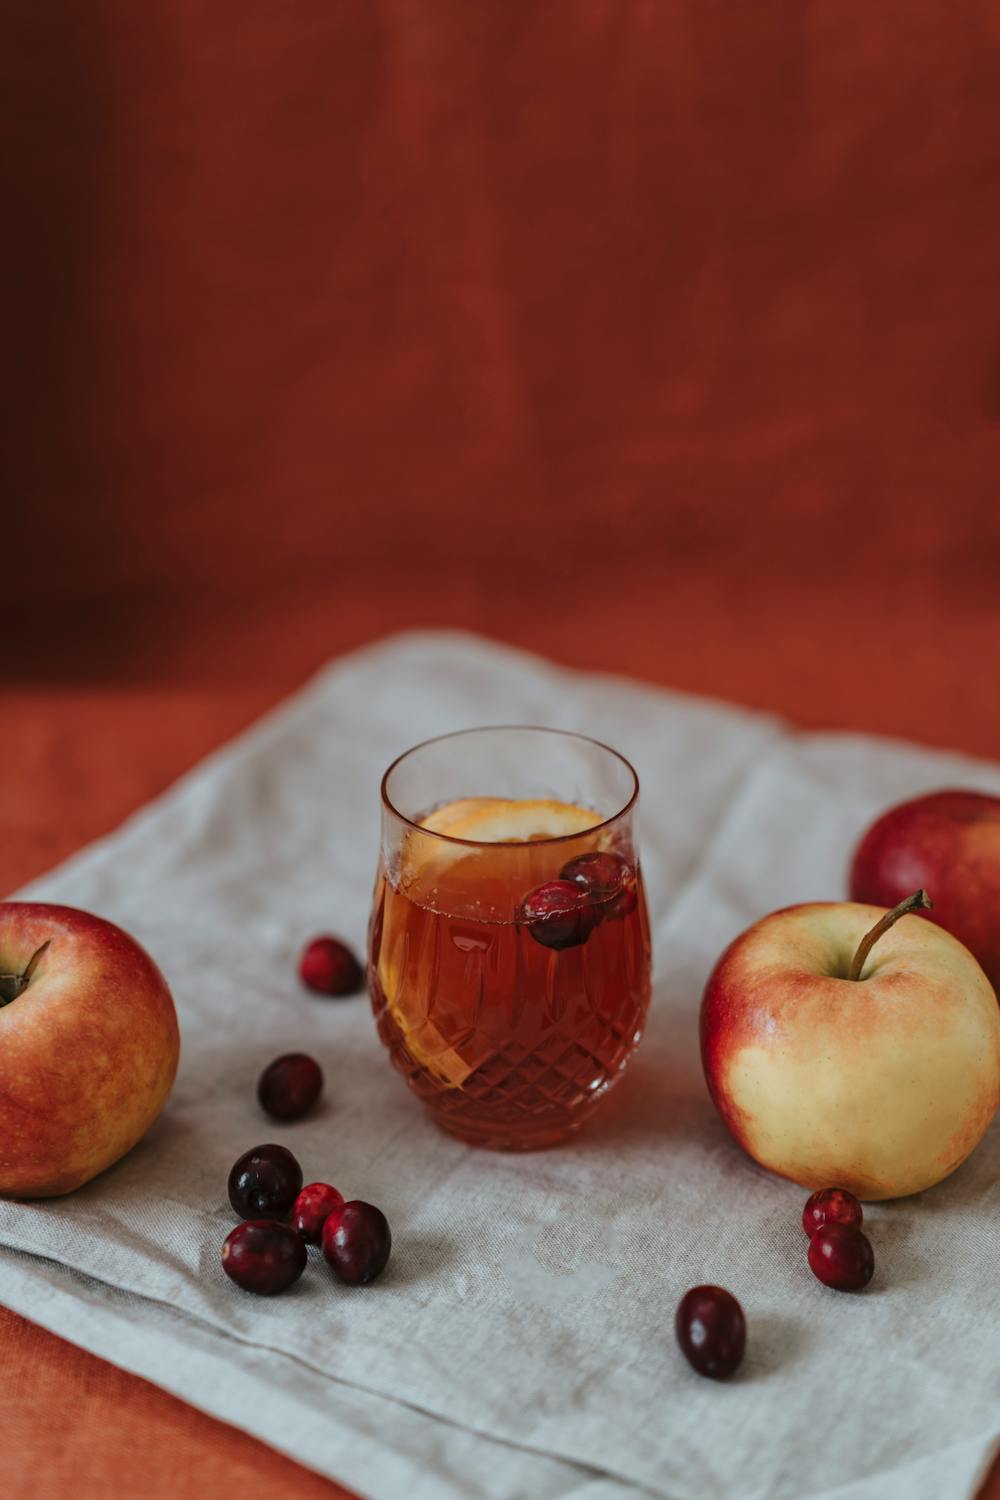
[228, 1144, 303, 1221]
[559, 851, 628, 899]
[221, 1220, 307, 1295]
[258, 1053, 323, 1121]
[322, 1200, 392, 1285]
[604, 881, 638, 921]
[802, 1187, 863, 1239]
[299, 935, 364, 996]
[808, 1224, 875, 1291]
[517, 880, 596, 951]
[675, 1285, 746, 1380]
[292, 1182, 345, 1245]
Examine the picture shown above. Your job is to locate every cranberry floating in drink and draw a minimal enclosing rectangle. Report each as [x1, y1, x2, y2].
[369, 728, 651, 1150]
[517, 880, 597, 950]
[559, 850, 628, 899]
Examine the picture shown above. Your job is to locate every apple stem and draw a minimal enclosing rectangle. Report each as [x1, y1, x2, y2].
[847, 890, 932, 982]
[0, 940, 51, 1007]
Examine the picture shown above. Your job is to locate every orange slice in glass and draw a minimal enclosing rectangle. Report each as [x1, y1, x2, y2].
[384, 797, 605, 1086]
[423, 797, 602, 843]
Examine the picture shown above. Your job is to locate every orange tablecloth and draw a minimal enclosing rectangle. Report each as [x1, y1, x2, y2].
[3, 0, 999, 1493]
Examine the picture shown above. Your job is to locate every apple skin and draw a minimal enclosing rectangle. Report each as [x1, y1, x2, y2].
[700, 901, 1000, 1200]
[0, 902, 180, 1198]
[849, 790, 1000, 994]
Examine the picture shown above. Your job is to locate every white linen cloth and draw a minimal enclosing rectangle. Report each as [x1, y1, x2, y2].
[3, 632, 999, 1500]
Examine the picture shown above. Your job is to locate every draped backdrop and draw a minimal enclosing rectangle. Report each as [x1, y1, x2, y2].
[4, 2, 999, 754]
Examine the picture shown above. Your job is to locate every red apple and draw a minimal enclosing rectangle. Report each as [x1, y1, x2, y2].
[700, 894, 1000, 1200]
[849, 790, 1000, 994]
[0, 902, 180, 1197]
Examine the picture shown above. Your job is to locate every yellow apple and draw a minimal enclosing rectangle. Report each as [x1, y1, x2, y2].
[700, 894, 1000, 1199]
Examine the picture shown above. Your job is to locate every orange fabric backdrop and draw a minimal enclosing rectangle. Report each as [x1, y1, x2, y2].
[4, 1, 1000, 754]
[3, 2, 1000, 1496]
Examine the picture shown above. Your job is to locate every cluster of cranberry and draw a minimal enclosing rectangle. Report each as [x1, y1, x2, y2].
[221, 933, 390, 1297]
[517, 850, 638, 951]
[222, 1143, 391, 1295]
[801, 1186, 874, 1290]
[676, 1186, 875, 1380]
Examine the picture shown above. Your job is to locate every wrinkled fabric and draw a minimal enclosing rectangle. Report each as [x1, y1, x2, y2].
[2, 633, 999, 1500]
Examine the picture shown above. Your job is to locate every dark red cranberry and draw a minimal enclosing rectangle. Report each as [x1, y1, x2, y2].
[228, 1144, 303, 1221]
[675, 1285, 746, 1380]
[221, 1220, 307, 1294]
[559, 851, 628, 899]
[802, 1187, 863, 1239]
[517, 880, 596, 950]
[258, 1053, 323, 1121]
[322, 1200, 392, 1285]
[808, 1224, 875, 1291]
[604, 881, 638, 921]
[292, 1182, 345, 1245]
[299, 935, 364, 996]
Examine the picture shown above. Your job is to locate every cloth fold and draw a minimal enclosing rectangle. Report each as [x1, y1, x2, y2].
[3, 633, 998, 1500]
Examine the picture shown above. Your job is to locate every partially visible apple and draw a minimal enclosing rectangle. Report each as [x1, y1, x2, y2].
[850, 790, 1000, 994]
[700, 893, 1000, 1200]
[0, 903, 179, 1197]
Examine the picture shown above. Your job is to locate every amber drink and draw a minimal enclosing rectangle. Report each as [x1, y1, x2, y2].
[369, 728, 651, 1149]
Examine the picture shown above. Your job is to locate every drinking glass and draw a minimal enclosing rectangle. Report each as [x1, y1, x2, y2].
[369, 727, 652, 1149]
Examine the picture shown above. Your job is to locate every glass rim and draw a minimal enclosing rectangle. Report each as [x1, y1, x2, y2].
[380, 724, 639, 849]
